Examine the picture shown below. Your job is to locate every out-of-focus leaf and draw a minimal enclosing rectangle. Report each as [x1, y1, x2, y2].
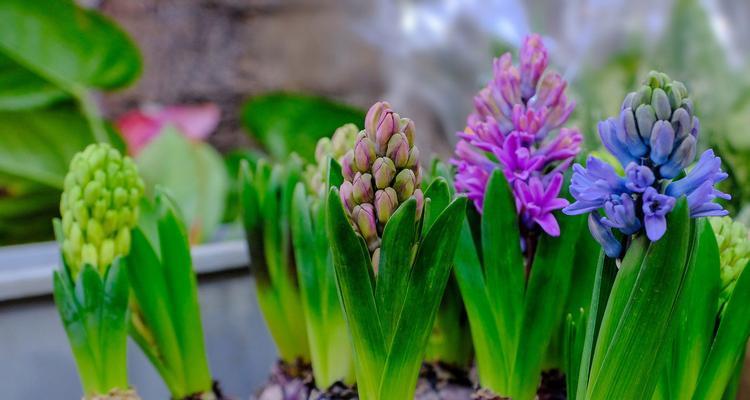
[241, 92, 364, 162]
[0, 0, 140, 109]
[136, 127, 228, 243]
[693, 258, 750, 399]
[0, 105, 95, 188]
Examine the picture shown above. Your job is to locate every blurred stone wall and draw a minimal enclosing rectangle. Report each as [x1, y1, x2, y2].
[98, 0, 385, 153]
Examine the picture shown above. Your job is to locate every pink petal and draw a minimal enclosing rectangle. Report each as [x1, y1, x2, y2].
[159, 104, 221, 141]
[535, 212, 560, 236]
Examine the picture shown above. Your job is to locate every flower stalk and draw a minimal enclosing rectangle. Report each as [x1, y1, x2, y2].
[52, 143, 144, 399]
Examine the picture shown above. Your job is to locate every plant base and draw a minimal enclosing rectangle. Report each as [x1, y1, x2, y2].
[183, 381, 231, 400]
[87, 388, 141, 400]
[254, 359, 313, 400]
[470, 369, 567, 400]
[415, 362, 474, 400]
[309, 381, 358, 400]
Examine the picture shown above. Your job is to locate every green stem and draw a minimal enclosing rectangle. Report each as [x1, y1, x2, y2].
[74, 86, 109, 144]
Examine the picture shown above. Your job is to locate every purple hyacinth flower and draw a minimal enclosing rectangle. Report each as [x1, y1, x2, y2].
[686, 181, 730, 218]
[564, 156, 628, 215]
[598, 118, 638, 166]
[642, 187, 676, 241]
[589, 212, 622, 258]
[601, 193, 642, 235]
[624, 163, 655, 193]
[519, 34, 548, 101]
[666, 149, 729, 198]
[493, 132, 545, 183]
[514, 173, 568, 236]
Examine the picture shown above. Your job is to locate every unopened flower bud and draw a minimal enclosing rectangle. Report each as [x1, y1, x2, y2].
[406, 146, 420, 169]
[671, 108, 692, 141]
[402, 119, 416, 146]
[340, 181, 355, 213]
[374, 188, 398, 224]
[365, 101, 389, 140]
[660, 135, 697, 179]
[394, 169, 416, 202]
[331, 124, 359, 156]
[375, 111, 399, 154]
[353, 134, 376, 172]
[620, 108, 647, 157]
[666, 83, 682, 110]
[650, 120, 675, 165]
[60, 143, 143, 275]
[352, 204, 379, 251]
[711, 217, 750, 309]
[652, 88, 671, 120]
[341, 151, 355, 182]
[315, 137, 332, 164]
[635, 104, 656, 142]
[413, 188, 424, 218]
[386, 133, 409, 168]
[352, 173, 374, 204]
[372, 157, 396, 189]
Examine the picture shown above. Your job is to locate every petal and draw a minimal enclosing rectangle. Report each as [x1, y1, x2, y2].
[644, 215, 667, 241]
[535, 212, 561, 236]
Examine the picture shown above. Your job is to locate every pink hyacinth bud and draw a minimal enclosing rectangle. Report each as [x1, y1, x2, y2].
[353, 133, 376, 172]
[352, 173, 374, 204]
[352, 203, 379, 251]
[393, 169, 416, 202]
[413, 188, 424, 219]
[406, 146, 420, 169]
[341, 150, 355, 182]
[340, 181, 355, 213]
[386, 133, 409, 168]
[365, 101, 390, 140]
[402, 118, 416, 146]
[374, 188, 398, 224]
[375, 110, 399, 155]
[372, 157, 396, 189]
[520, 34, 548, 101]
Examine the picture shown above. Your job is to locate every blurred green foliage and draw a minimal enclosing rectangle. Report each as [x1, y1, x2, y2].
[0, 0, 141, 244]
[241, 92, 365, 163]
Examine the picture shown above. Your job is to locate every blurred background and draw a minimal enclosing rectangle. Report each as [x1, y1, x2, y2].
[1, 0, 749, 398]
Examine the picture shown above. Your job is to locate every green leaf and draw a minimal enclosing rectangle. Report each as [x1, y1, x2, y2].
[587, 199, 693, 399]
[127, 228, 186, 391]
[327, 187, 386, 400]
[156, 193, 213, 395]
[692, 258, 750, 399]
[0, 105, 95, 188]
[453, 218, 507, 393]
[574, 253, 616, 400]
[0, 53, 67, 110]
[512, 213, 584, 399]
[378, 197, 467, 400]
[667, 219, 720, 399]
[422, 177, 451, 234]
[241, 92, 364, 162]
[375, 199, 418, 344]
[0, 0, 140, 104]
[482, 171, 524, 372]
[136, 127, 228, 242]
[98, 260, 129, 391]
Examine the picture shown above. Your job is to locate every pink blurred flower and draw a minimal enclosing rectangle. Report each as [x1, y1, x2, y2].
[116, 103, 221, 155]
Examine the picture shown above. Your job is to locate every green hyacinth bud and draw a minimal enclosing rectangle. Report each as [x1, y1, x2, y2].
[60, 143, 144, 276]
[338, 102, 424, 269]
[710, 216, 750, 309]
[305, 124, 358, 195]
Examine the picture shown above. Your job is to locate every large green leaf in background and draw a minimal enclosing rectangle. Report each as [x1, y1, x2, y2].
[136, 128, 228, 243]
[241, 92, 365, 162]
[0, 0, 141, 110]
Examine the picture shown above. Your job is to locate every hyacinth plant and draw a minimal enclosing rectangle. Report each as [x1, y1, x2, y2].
[126, 190, 223, 400]
[562, 72, 750, 400]
[327, 102, 467, 400]
[52, 143, 144, 399]
[449, 35, 599, 399]
[239, 156, 311, 397]
[289, 124, 357, 395]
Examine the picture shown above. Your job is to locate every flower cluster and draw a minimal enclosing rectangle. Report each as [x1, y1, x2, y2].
[304, 123, 358, 195]
[60, 143, 144, 275]
[710, 216, 750, 308]
[452, 34, 581, 236]
[564, 71, 730, 257]
[339, 102, 423, 268]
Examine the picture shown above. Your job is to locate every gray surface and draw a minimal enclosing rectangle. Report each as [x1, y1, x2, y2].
[0, 239, 249, 301]
[0, 270, 277, 399]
